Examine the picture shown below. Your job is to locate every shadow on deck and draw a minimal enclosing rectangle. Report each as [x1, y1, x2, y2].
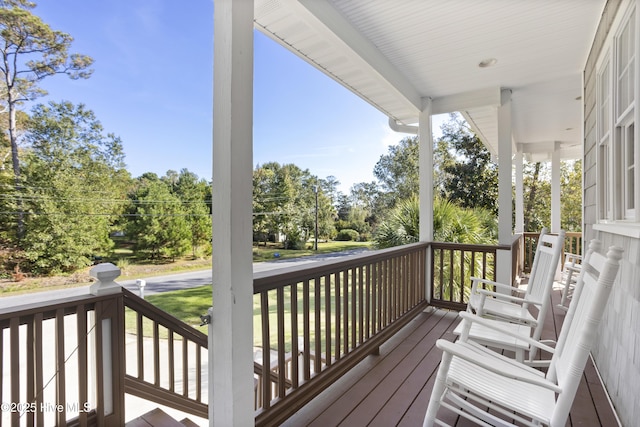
[282, 288, 619, 427]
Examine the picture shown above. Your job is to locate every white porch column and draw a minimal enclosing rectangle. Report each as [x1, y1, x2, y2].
[418, 98, 433, 302]
[497, 89, 513, 286]
[551, 143, 561, 233]
[211, 1, 254, 426]
[419, 98, 433, 242]
[514, 146, 524, 234]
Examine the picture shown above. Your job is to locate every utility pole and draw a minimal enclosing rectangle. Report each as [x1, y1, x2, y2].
[314, 185, 319, 251]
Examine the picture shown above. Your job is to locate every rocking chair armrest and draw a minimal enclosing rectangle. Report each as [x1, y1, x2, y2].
[564, 252, 582, 262]
[565, 265, 581, 274]
[458, 312, 555, 355]
[436, 339, 562, 393]
[477, 289, 543, 307]
[470, 277, 522, 294]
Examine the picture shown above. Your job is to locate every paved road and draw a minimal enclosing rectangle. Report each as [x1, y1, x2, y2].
[0, 249, 372, 308]
[121, 248, 371, 296]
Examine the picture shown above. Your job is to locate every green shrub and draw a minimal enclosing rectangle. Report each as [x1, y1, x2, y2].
[335, 229, 359, 241]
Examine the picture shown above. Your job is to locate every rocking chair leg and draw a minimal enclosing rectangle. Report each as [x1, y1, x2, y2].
[423, 352, 453, 427]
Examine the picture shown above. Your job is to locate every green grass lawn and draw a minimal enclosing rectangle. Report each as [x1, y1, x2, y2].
[123, 240, 371, 346]
[126, 271, 365, 352]
[126, 284, 335, 346]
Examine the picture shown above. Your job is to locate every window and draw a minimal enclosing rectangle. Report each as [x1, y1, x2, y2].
[597, 4, 637, 224]
[597, 60, 612, 220]
[623, 122, 635, 217]
[616, 11, 635, 119]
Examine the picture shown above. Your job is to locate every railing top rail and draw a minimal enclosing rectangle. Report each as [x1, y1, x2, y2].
[430, 241, 510, 251]
[0, 290, 119, 323]
[122, 288, 208, 346]
[253, 241, 429, 294]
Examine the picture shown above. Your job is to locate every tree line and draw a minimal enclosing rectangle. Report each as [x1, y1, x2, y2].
[0, 100, 582, 276]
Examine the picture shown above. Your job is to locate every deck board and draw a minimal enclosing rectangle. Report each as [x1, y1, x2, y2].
[281, 288, 619, 427]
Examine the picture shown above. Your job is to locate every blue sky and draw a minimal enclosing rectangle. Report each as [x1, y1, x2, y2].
[32, 0, 443, 194]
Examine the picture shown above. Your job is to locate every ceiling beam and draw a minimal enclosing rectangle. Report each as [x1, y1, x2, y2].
[432, 87, 502, 115]
[296, 0, 423, 112]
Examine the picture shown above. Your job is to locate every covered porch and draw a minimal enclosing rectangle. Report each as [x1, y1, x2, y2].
[212, 1, 604, 425]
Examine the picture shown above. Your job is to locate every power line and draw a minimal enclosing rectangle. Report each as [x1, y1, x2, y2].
[0, 211, 284, 217]
[0, 194, 213, 204]
[0, 211, 213, 217]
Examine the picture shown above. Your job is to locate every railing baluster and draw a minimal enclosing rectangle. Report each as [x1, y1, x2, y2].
[314, 277, 321, 373]
[55, 308, 67, 426]
[153, 321, 160, 387]
[136, 312, 144, 380]
[459, 250, 465, 303]
[357, 266, 365, 344]
[303, 280, 310, 381]
[324, 274, 331, 367]
[365, 263, 370, 339]
[276, 287, 286, 398]
[438, 248, 444, 300]
[167, 331, 174, 393]
[382, 259, 388, 327]
[342, 269, 348, 353]
[34, 313, 44, 426]
[448, 249, 455, 302]
[95, 303, 106, 422]
[400, 255, 405, 315]
[376, 259, 382, 332]
[335, 272, 341, 360]
[350, 268, 355, 349]
[196, 343, 202, 402]
[470, 250, 476, 278]
[290, 283, 299, 389]
[482, 251, 488, 281]
[393, 256, 398, 318]
[399, 254, 405, 315]
[10, 317, 20, 426]
[392, 257, 397, 319]
[409, 252, 414, 309]
[402, 254, 407, 314]
[77, 305, 88, 427]
[26, 315, 35, 427]
[182, 335, 188, 398]
[260, 291, 271, 407]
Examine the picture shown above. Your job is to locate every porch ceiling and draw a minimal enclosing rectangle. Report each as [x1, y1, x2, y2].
[254, 0, 606, 161]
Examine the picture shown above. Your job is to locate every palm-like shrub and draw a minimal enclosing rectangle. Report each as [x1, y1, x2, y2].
[374, 197, 496, 247]
[373, 197, 420, 248]
[374, 197, 497, 302]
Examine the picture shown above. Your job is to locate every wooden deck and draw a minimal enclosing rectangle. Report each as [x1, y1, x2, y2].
[281, 288, 619, 427]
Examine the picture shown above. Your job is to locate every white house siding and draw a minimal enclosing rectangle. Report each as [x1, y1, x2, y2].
[583, 1, 640, 426]
[591, 235, 640, 426]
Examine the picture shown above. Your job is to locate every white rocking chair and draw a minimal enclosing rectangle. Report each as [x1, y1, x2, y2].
[557, 251, 582, 311]
[457, 228, 565, 362]
[423, 241, 623, 427]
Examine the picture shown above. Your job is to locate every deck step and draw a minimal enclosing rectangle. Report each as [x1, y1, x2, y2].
[125, 408, 198, 427]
